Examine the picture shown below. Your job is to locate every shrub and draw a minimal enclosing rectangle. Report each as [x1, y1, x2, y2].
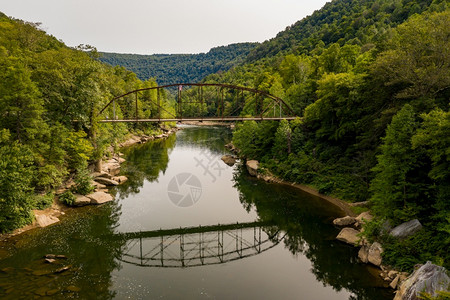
[33, 192, 54, 210]
[59, 191, 76, 206]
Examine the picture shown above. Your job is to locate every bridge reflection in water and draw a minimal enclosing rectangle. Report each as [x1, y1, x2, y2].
[115, 221, 284, 268]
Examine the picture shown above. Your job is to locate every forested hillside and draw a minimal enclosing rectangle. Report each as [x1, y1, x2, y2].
[184, 0, 449, 272]
[99, 43, 258, 85]
[0, 12, 174, 233]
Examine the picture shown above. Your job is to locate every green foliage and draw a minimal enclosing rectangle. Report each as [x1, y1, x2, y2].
[232, 121, 278, 160]
[370, 104, 419, 222]
[0, 12, 175, 232]
[59, 190, 76, 206]
[72, 164, 94, 196]
[380, 229, 449, 271]
[372, 10, 450, 102]
[33, 192, 54, 210]
[419, 291, 450, 300]
[273, 119, 292, 158]
[0, 130, 35, 232]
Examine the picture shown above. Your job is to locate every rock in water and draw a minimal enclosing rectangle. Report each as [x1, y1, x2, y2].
[367, 242, 383, 266]
[390, 219, 423, 239]
[336, 228, 360, 246]
[94, 177, 119, 186]
[87, 191, 114, 204]
[394, 261, 450, 300]
[221, 155, 237, 166]
[111, 176, 128, 184]
[246, 160, 259, 176]
[73, 194, 91, 206]
[333, 216, 356, 226]
[358, 244, 369, 263]
[35, 215, 60, 227]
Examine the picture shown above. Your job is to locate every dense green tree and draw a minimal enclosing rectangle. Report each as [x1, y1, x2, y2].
[0, 130, 35, 232]
[372, 10, 450, 106]
[370, 104, 419, 222]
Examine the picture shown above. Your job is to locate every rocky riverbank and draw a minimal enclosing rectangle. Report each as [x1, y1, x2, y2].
[241, 154, 450, 299]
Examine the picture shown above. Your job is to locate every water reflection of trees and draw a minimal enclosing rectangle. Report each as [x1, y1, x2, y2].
[114, 135, 176, 199]
[0, 201, 125, 299]
[176, 125, 232, 154]
[114, 126, 232, 200]
[233, 168, 393, 300]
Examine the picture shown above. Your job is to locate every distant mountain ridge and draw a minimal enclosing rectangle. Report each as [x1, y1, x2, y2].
[99, 43, 258, 85]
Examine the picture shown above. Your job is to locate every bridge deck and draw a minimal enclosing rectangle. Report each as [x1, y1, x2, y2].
[99, 117, 298, 123]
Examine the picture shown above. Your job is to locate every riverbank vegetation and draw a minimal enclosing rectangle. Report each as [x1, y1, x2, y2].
[0, 12, 174, 233]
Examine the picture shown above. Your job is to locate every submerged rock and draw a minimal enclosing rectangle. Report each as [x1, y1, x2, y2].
[246, 160, 259, 176]
[394, 262, 450, 300]
[390, 219, 423, 239]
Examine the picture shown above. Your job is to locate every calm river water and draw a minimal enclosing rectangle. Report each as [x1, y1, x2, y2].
[0, 125, 393, 299]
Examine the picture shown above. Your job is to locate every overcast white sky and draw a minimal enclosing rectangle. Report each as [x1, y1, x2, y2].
[1, 0, 329, 55]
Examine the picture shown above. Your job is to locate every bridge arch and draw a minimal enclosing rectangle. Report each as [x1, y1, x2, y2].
[98, 83, 298, 122]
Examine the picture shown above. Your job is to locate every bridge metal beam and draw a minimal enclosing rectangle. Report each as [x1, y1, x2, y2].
[97, 83, 298, 120]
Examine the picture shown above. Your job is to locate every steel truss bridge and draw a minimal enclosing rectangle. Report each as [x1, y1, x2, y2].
[115, 221, 284, 268]
[98, 83, 298, 123]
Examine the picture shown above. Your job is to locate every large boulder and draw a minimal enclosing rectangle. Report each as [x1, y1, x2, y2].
[333, 216, 357, 226]
[336, 228, 360, 246]
[367, 242, 383, 266]
[246, 160, 259, 177]
[87, 191, 114, 204]
[390, 219, 423, 239]
[394, 262, 450, 300]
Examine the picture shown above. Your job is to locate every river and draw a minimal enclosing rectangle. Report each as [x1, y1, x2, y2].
[0, 125, 393, 299]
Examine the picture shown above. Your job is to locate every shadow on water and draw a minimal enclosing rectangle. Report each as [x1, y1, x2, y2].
[233, 168, 394, 300]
